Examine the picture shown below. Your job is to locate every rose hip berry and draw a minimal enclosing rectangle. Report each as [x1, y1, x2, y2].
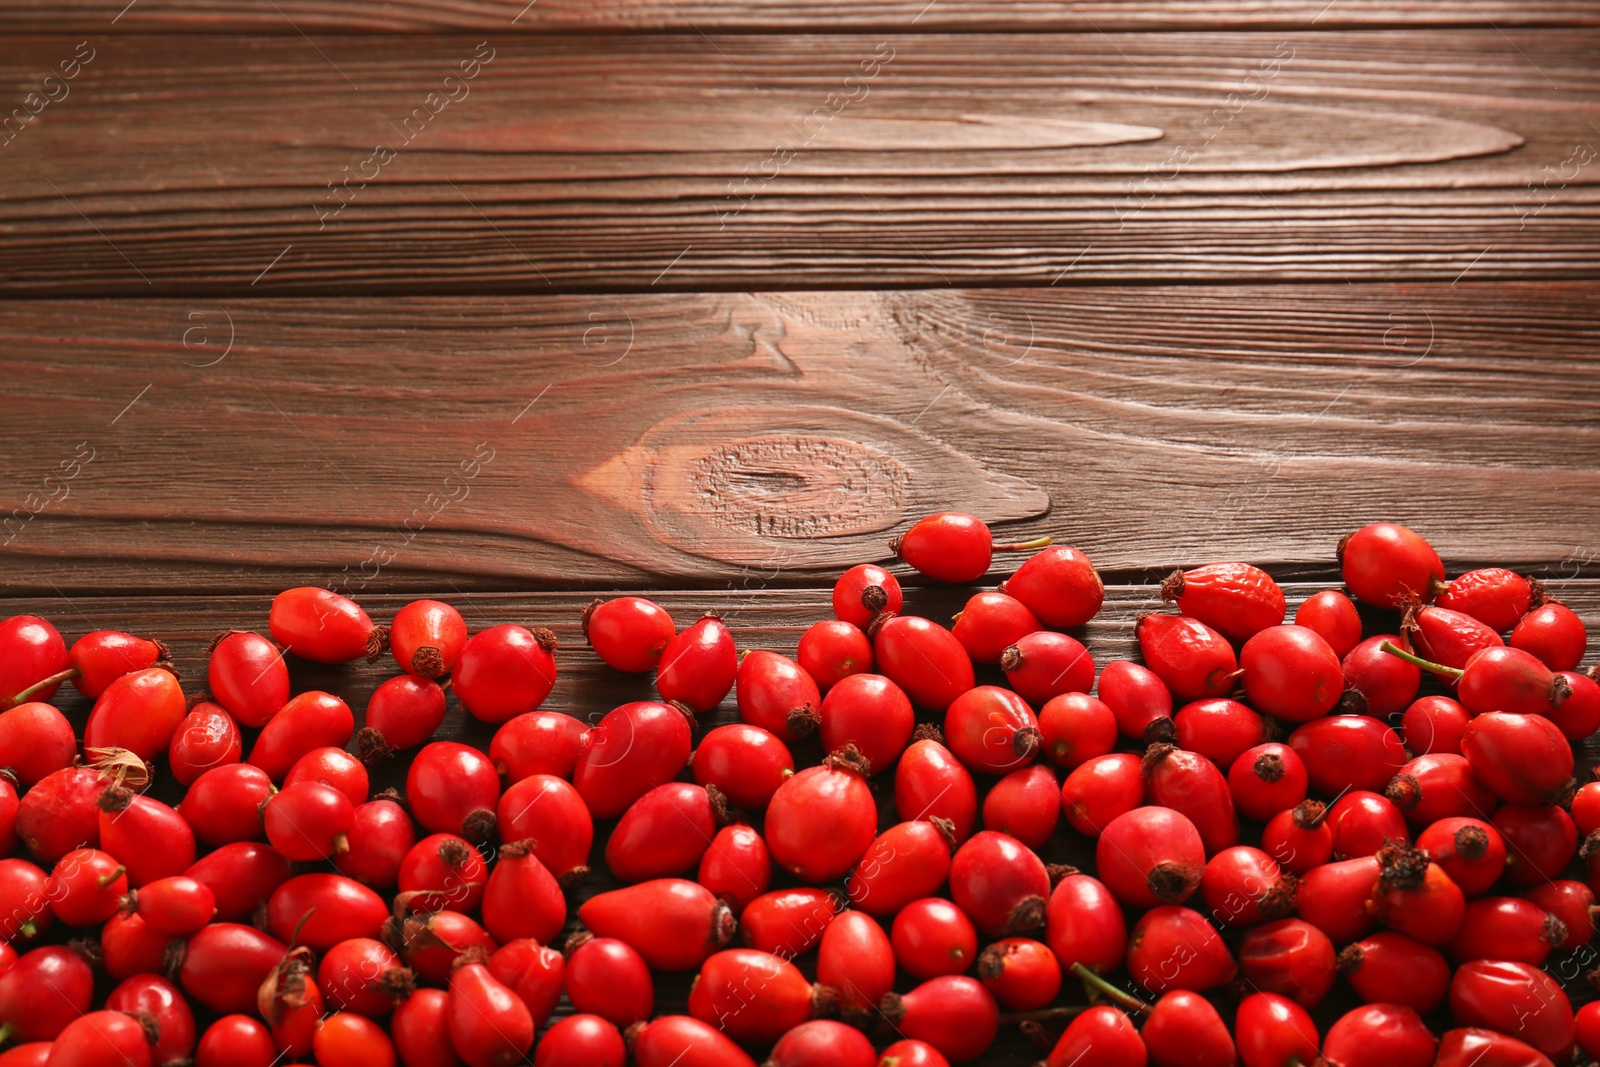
[207, 630, 287, 728]
[1096, 806, 1205, 908]
[1227, 743, 1309, 822]
[999, 545, 1104, 628]
[1510, 600, 1587, 671]
[896, 733, 978, 843]
[488, 709, 587, 782]
[736, 650, 822, 742]
[891, 899, 979, 980]
[1162, 561, 1286, 643]
[796, 619, 872, 692]
[263, 781, 354, 861]
[690, 723, 794, 809]
[0, 615, 71, 708]
[1241, 624, 1343, 722]
[873, 615, 975, 712]
[359, 674, 447, 758]
[390, 598, 468, 678]
[1173, 697, 1266, 767]
[656, 614, 736, 714]
[1001, 631, 1094, 706]
[1338, 522, 1445, 607]
[982, 764, 1060, 849]
[69, 630, 171, 699]
[1061, 752, 1145, 836]
[1400, 694, 1470, 755]
[1341, 633, 1422, 716]
[765, 751, 876, 883]
[697, 824, 771, 912]
[1338, 931, 1450, 1013]
[832, 563, 903, 629]
[1294, 589, 1363, 659]
[453, 624, 558, 724]
[1037, 692, 1117, 770]
[1143, 744, 1239, 855]
[573, 700, 692, 819]
[406, 741, 501, 843]
[269, 587, 386, 663]
[818, 673, 913, 775]
[1137, 613, 1238, 702]
[1096, 659, 1175, 743]
[847, 819, 955, 918]
[951, 590, 1040, 664]
[944, 685, 1041, 775]
[1436, 567, 1537, 630]
[1405, 604, 1503, 671]
[892, 513, 1051, 584]
[577, 879, 737, 971]
[583, 596, 675, 672]
[949, 831, 1050, 937]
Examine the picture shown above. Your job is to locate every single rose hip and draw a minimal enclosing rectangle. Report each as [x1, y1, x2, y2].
[195, 1015, 276, 1067]
[318, 938, 411, 1018]
[1386, 752, 1494, 828]
[1383, 640, 1571, 717]
[1060, 751, 1144, 837]
[397, 833, 487, 914]
[406, 741, 501, 842]
[333, 798, 414, 890]
[1551, 669, 1600, 741]
[1436, 567, 1537, 630]
[1338, 522, 1445, 608]
[1045, 872, 1126, 975]
[1096, 806, 1205, 909]
[1137, 613, 1237, 702]
[1323, 1004, 1436, 1067]
[487, 939, 564, 1029]
[1293, 589, 1363, 659]
[1144, 744, 1238, 856]
[269, 587, 386, 663]
[1400, 694, 1470, 755]
[630, 1016, 756, 1067]
[818, 911, 895, 1025]
[1328, 790, 1409, 860]
[0, 859, 51, 944]
[84, 666, 187, 762]
[765, 1020, 877, 1067]
[390, 598, 468, 678]
[690, 723, 793, 808]
[1295, 855, 1380, 944]
[267, 873, 387, 951]
[1337, 930, 1449, 1013]
[69, 630, 171, 700]
[1174, 698, 1266, 767]
[133, 875, 216, 937]
[949, 831, 1050, 937]
[1404, 603, 1503, 671]
[534, 1015, 624, 1067]
[982, 764, 1059, 848]
[1039, 1007, 1144, 1067]
[572, 700, 693, 819]
[847, 819, 954, 917]
[207, 630, 287, 727]
[1037, 692, 1116, 770]
[1461, 711, 1573, 805]
[896, 733, 978, 843]
[480, 841, 565, 946]
[1162, 561, 1286, 643]
[874, 615, 975, 712]
[943, 685, 1041, 775]
[448, 953, 535, 1067]
[891, 897, 978, 979]
[1447, 896, 1567, 966]
[47, 1010, 158, 1067]
[1139, 989, 1235, 1067]
[488, 709, 586, 782]
[0, 615, 70, 709]
[1449, 960, 1576, 1063]
[186, 841, 292, 923]
[0, 701, 76, 786]
[582, 596, 674, 672]
[388, 990, 453, 1067]
[657, 614, 736, 713]
[819, 672, 913, 774]
[285, 745, 367, 805]
[178, 764, 272, 847]
[1096, 659, 1175, 743]
[1000, 545, 1104, 628]
[105, 974, 195, 1065]
[179, 924, 288, 1015]
[698, 823, 771, 911]
[453, 624, 558, 724]
[1511, 600, 1587, 671]
[1241, 624, 1343, 722]
[1288, 715, 1407, 795]
[1237, 918, 1336, 1008]
[892, 513, 1050, 584]
[735, 649, 821, 741]
[167, 701, 242, 786]
[390, 911, 494, 985]
[1435, 1028, 1557, 1067]
[796, 619, 872, 691]
[1341, 633, 1422, 716]
[1202, 847, 1296, 928]
[741, 887, 838, 958]
[688, 948, 822, 1045]
[832, 563, 903, 629]
[566, 935, 654, 1026]
[878, 975, 1000, 1063]
[1235, 992, 1319, 1067]
[99, 787, 196, 887]
[259, 943, 323, 1059]
[605, 782, 720, 882]
[1521, 880, 1594, 952]
[766, 751, 876, 883]
[951, 590, 1040, 664]
[1416, 816, 1506, 898]
[1227, 743, 1308, 822]
[1497, 804, 1576, 886]
[1127, 906, 1236, 993]
[248, 690, 355, 781]
[1366, 841, 1466, 947]
[1001, 631, 1094, 707]
[577, 878, 736, 971]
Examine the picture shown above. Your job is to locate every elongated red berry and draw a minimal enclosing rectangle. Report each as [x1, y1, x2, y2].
[1338, 523, 1445, 608]
[583, 596, 674, 673]
[657, 614, 736, 713]
[1000, 546, 1103, 628]
[269, 587, 386, 663]
[1162, 562, 1285, 643]
[892, 512, 1051, 584]
[1137, 614, 1237, 702]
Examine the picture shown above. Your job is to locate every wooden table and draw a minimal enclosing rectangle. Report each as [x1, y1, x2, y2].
[4, 2, 1599, 1063]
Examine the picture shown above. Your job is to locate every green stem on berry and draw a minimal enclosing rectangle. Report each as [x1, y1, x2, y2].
[997, 535, 1054, 552]
[1378, 640, 1463, 681]
[4, 666, 80, 708]
[1071, 962, 1150, 1015]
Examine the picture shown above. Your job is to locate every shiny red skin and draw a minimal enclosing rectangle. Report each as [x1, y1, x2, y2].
[363, 675, 447, 753]
[687, 948, 814, 1044]
[1165, 561, 1285, 642]
[1366, 851, 1466, 947]
[1523, 880, 1594, 951]
[334, 798, 414, 889]
[875, 616, 975, 713]
[69, 630, 167, 699]
[887, 976, 999, 1063]
[1410, 605, 1504, 670]
[269, 587, 380, 663]
[584, 596, 675, 673]
[766, 760, 876, 882]
[181, 841, 290, 925]
[697, 824, 771, 911]
[567, 936, 654, 1026]
[19, 767, 106, 863]
[943, 685, 1041, 776]
[1580, 1003, 1600, 1062]
[1144, 745, 1238, 855]
[0, 946, 93, 1041]
[1437, 567, 1536, 631]
[1227, 743, 1308, 822]
[574, 701, 693, 819]
[607, 782, 717, 882]
[578, 879, 735, 972]
[1234, 993, 1319, 1067]
[1387, 752, 1495, 827]
[796, 620, 873, 692]
[179, 924, 287, 1014]
[393, 910, 494, 985]
[1496, 803, 1577, 886]
[388, 989, 457, 1067]
[895, 512, 1003, 582]
[1342, 633, 1422, 717]
[488, 938, 564, 1028]
[264, 779, 355, 861]
[1447, 896, 1566, 965]
[248, 690, 354, 780]
[1096, 806, 1205, 908]
[949, 831, 1049, 937]
[832, 564, 903, 630]
[1137, 613, 1237, 702]
[1041, 1007, 1145, 1067]
[1096, 659, 1174, 742]
[0, 859, 49, 944]
[739, 883, 838, 959]
[318, 937, 407, 1018]
[406, 740, 501, 841]
[1456, 645, 1570, 717]
[0, 702, 76, 786]
[1174, 698, 1266, 767]
[1127, 906, 1236, 993]
[47, 848, 127, 926]
[1576, 781, 1600, 834]
[481, 844, 566, 945]
[1511, 601, 1587, 671]
[1294, 589, 1364, 659]
[817, 910, 895, 1020]
[973, 937, 1058, 1011]
[982, 764, 1059, 849]
[398, 833, 486, 914]
[390, 598, 468, 677]
[207, 630, 288, 727]
[819, 673, 914, 774]
[1416, 816, 1506, 898]
[1288, 715, 1408, 795]
[1324, 1003, 1437, 1067]
[98, 911, 174, 982]
[1329, 790, 1409, 859]
[47, 1010, 154, 1067]
[0, 778, 13, 858]
[195, 1016, 276, 1067]
[895, 738, 978, 843]
[1238, 918, 1336, 1008]
[1450, 960, 1575, 1062]
[135, 875, 215, 936]
[631, 1016, 758, 1067]
[1295, 856, 1380, 944]
[892, 898, 978, 979]
[1061, 752, 1145, 836]
[847, 820, 953, 917]
[84, 666, 186, 761]
[1338, 931, 1449, 1013]
[488, 709, 586, 782]
[168, 701, 242, 786]
[1552, 670, 1600, 741]
[1141, 992, 1235, 1067]
[454, 624, 558, 724]
[535, 1014, 624, 1067]
[106, 974, 195, 1064]
[1002, 632, 1094, 708]
[1000, 545, 1104, 629]
[1339, 522, 1444, 608]
[448, 961, 534, 1067]
[691, 723, 794, 808]
[285, 745, 368, 805]
[1201, 846, 1294, 928]
[952, 591, 1040, 665]
[1241, 624, 1343, 722]
[0, 616, 69, 706]
[313, 1014, 398, 1067]
[267, 874, 387, 951]
[1401, 694, 1470, 755]
[1045, 872, 1125, 974]
[658, 615, 736, 714]
[735, 650, 822, 743]
[496, 773, 591, 880]
[1462, 711, 1572, 805]
[100, 792, 196, 888]
[1037, 692, 1116, 770]
[765, 1019, 877, 1067]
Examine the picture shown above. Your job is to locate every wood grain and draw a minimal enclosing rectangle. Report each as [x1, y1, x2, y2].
[10, 0, 1600, 33]
[2, 285, 1597, 595]
[0, 32, 1595, 293]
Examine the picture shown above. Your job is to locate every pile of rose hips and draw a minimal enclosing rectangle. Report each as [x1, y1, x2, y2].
[0, 517, 1594, 1067]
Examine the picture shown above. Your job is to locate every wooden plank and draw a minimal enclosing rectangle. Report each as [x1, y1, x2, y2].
[2, 285, 1598, 595]
[7, 579, 1600, 1061]
[10, 0, 1599, 34]
[0, 32, 1595, 293]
